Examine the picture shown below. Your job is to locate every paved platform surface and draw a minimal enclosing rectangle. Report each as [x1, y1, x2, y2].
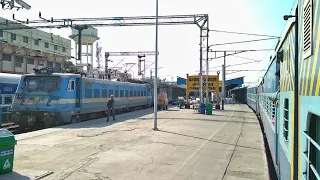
[1, 104, 270, 180]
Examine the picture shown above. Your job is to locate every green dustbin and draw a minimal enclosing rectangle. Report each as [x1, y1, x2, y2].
[0, 129, 16, 175]
[206, 104, 213, 115]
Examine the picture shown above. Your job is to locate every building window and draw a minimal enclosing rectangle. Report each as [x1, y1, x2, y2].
[15, 56, 23, 67]
[54, 45, 58, 50]
[34, 39, 39, 46]
[0, 30, 3, 37]
[45, 42, 49, 48]
[283, 98, 289, 142]
[303, 0, 313, 59]
[55, 63, 61, 70]
[38, 60, 44, 66]
[3, 54, 11, 61]
[27, 58, 34, 65]
[23, 36, 28, 43]
[47, 62, 53, 68]
[62, 47, 66, 52]
[11, 33, 16, 40]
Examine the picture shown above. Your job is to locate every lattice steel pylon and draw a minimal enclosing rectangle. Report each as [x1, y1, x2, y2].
[1, 12, 209, 103]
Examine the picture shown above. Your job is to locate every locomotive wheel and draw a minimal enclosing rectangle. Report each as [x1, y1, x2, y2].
[71, 116, 77, 124]
[43, 116, 54, 128]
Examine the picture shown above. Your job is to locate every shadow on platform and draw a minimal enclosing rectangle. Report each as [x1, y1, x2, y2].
[0, 172, 31, 180]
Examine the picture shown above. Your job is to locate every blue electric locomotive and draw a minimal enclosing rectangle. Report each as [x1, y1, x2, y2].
[0, 73, 21, 125]
[10, 68, 153, 129]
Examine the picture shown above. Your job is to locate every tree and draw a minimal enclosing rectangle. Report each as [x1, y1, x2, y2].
[62, 59, 75, 69]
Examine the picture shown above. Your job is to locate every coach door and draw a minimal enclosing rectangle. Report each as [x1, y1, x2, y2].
[75, 78, 81, 108]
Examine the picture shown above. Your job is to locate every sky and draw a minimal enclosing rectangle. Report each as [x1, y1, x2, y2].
[1, 0, 297, 86]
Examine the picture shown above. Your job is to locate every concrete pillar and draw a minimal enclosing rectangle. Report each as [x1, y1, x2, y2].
[12, 55, 15, 73]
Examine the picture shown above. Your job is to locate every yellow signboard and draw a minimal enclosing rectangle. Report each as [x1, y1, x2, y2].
[187, 75, 219, 92]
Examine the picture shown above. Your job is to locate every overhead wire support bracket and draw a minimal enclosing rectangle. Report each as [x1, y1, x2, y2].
[38, 11, 53, 23]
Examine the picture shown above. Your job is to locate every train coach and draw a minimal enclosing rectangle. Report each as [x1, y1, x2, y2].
[10, 68, 153, 130]
[0, 73, 21, 125]
[245, 1, 320, 179]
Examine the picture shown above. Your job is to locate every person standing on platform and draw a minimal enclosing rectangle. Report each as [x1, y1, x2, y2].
[231, 93, 236, 105]
[107, 95, 116, 122]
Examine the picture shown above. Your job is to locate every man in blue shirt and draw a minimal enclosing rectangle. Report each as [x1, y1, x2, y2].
[107, 95, 116, 122]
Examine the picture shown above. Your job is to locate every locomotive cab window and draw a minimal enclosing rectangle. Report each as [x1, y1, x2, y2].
[68, 80, 75, 91]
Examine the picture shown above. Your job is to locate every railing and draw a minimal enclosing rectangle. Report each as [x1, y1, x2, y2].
[301, 131, 320, 180]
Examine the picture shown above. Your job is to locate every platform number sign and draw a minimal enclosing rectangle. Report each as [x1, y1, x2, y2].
[3, 159, 11, 169]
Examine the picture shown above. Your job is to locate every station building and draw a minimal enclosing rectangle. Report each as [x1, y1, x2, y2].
[0, 17, 72, 74]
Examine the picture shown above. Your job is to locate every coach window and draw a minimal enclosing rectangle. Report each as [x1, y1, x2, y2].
[4, 95, 12, 104]
[67, 80, 75, 91]
[109, 90, 114, 97]
[125, 90, 129, 97]
[0, 95, 2, 104]
[102, 89, 108, 97]
[115, 90, 119, 97]
[94, 89, 100, 98]
[302, 113, 320, 179]
[120, 90, 124, 97]
[134, 91, 137, 97]
[130, 90, 133, 97]
[283, 98, 289, 142]
[141, 91, 144, 96]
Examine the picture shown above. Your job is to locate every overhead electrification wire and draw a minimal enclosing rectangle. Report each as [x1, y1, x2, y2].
[232, 55, 261, 62]
[209, 29, 280, 38]
[210, 49, 274, 60]
[209, 37, 279, 47]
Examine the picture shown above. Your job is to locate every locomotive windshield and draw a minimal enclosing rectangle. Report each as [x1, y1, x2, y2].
[22, 76, 60, 92]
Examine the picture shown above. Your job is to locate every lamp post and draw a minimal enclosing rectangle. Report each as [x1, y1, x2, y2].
[154, 0, 159, 131]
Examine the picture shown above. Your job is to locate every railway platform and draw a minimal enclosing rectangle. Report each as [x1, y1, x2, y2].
[1, 104, 270, 180]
